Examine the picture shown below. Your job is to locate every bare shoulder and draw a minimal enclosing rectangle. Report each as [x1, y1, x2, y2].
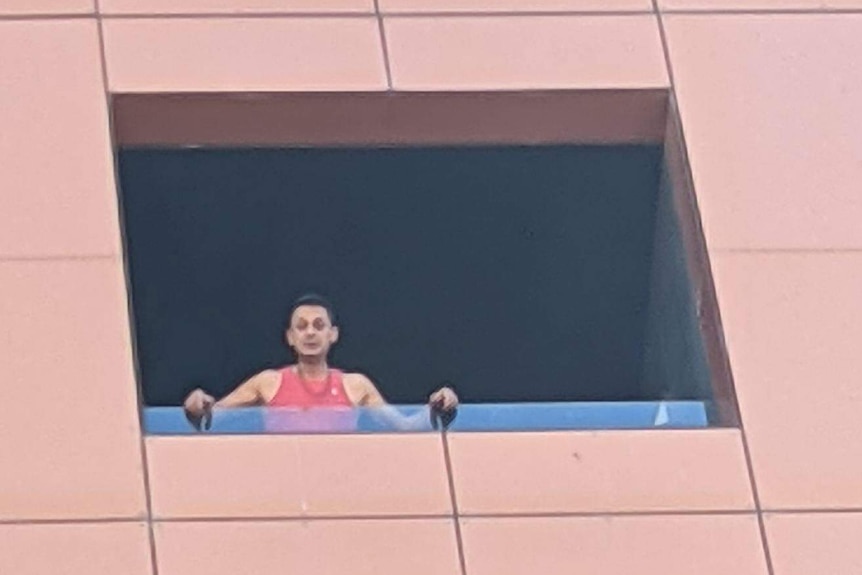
[341, 371, 385, 406]
[342, 371, 375, 389]
[215, 368, 282, 408]
[249, 368, 281, 397]
[250, 368, 281, 384]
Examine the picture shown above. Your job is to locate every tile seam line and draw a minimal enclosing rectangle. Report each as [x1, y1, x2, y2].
[94, 5, 160, 575]
[660, 8, 862, 16]
[9, 507, 862, 525]
[0, 517, 147, 526]
[6, 507, 862, 526]
[93, 10, 655, 20]
[153, 514, 455, 523]
[458, 509, 758, 519]
[87, 10, 656, 19]
[74, 10, 656, 19]
[441, 429, 469, 575]
[0, 13, 94, 21]
[156, 509, 755, 522]
[373, 0, 393, 90]
[382, 10, 656, 17]
[99, 12, 374, 19]
[5, 9, 862, 20]
[762, 508, 862, 515]
[651, 3, 775, 575]
[144, 509, 759, 522]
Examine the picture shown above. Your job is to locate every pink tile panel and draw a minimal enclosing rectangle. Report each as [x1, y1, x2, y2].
[462, 515, 768, 575]
[146, 436, 304, 518]
[155, 519, 460, 575]
[100, 0, 372, 14]
[766, 512, 862, 575]
[385, 15, 669, 90]
[0, 523, 152, 575]
[380, 0, 652, 13]
[449, 430, 753, 514]
[663, 14, 862, 250]
[660, 0, 862, 10]
[712, 253, 862, 509]
[146, 433, 450, 518]
[0, 260, 146, 520]
[102, 17, 387, 92]
[298, 433, 451, 516]
[0, 20, 120, 258]
[0, 0, 93, 15]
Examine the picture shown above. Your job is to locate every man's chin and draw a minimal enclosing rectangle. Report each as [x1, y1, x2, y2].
[297, 349, 326, 359]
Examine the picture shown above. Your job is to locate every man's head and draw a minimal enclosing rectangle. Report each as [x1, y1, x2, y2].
[285, 294, 339, 359]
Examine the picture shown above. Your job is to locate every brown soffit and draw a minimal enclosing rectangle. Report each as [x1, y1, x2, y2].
[113, 90, 668, 148]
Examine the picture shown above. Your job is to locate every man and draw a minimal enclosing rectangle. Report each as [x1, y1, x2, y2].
[183, 294, 458, 430]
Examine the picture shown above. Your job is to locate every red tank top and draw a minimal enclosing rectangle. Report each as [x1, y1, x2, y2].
[265, 367, 356, 433]
[268, 367, 353, 408]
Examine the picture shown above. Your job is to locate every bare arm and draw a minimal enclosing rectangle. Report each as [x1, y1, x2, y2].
[214, 370, 278, 407]
[347, 373, 387, 407]
[183, 369, 278, 429]
[345, 373, 458, 431]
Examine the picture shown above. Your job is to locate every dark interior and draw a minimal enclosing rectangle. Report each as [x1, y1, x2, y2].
[118, 145, 708, 407]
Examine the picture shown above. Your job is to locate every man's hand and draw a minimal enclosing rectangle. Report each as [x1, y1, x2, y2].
[429, 386, 459, 412]
[183, 388, 215, 430]
[429, 386, 459, 430]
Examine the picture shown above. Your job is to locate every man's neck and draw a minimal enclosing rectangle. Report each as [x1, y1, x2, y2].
[296, 357, 328, 380]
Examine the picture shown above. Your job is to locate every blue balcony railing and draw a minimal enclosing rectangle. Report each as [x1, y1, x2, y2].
[143, 401, 709, 435]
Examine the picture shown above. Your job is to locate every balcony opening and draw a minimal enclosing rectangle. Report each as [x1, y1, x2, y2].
[113, 91, 735, 432]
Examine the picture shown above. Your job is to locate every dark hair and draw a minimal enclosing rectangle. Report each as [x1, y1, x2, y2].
[288, 293, 336, 325]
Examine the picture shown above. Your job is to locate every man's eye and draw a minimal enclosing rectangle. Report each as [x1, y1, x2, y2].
[313, 320, 325, 329]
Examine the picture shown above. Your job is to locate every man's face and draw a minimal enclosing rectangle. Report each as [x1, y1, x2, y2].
[286, 305, 339, 359]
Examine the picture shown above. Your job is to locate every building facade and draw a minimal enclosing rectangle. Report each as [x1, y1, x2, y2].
[1, 1, 861, 574]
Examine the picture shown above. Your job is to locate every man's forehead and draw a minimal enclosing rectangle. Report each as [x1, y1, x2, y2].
[291, 305, 330, 323]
